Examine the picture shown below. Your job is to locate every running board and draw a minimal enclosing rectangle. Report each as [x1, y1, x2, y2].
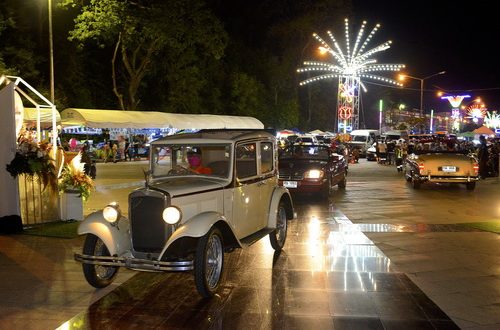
[239, 228, 275, 247]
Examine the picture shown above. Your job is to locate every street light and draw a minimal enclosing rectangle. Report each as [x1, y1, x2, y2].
[48, 0, 54, 103]
[399, 71, 446, 131]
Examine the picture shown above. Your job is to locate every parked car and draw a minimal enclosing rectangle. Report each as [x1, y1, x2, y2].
[278, 144, 347, 199]
[403, 150, 479, 190]
[295, 134, 319, 145]
[74, 129, 295, 297]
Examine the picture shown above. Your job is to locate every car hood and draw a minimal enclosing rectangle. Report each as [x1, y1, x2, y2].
[149, 177, 226, 197]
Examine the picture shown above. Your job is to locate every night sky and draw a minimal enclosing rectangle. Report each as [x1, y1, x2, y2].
[350, 0, 499, 116]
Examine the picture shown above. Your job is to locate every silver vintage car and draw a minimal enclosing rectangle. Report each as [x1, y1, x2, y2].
[75, 129, 295, 297]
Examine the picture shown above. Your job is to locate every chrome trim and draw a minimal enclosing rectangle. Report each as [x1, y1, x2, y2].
[74, 253, 193, 271]
[419, 175, 479, 182]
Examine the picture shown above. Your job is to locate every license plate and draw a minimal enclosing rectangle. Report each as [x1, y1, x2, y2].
[442, 166, 456, 172]
[283, 181, 298, 188]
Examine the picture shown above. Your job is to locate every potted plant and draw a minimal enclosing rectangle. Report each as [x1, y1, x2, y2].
[58, 152, 94, 201]
[3, 130, 58, 232]
[5, 130, 57, 191]
[58, 152, 94, 220]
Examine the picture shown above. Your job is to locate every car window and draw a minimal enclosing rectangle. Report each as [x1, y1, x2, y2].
[236, 143, 257, 179]
[352, 135, 367, 142]
[279, 145, 329, 160]
[260, 142, 274, 173]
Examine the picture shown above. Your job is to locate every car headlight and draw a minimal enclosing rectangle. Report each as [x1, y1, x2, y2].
[304, 169, 324, 179]
[162, 206, 182, 225]
[103, 202, 121, 223]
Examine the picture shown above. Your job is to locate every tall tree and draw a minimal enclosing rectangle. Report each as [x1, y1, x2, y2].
[0, 0, 41, 80]
[61, 0, 227, 111]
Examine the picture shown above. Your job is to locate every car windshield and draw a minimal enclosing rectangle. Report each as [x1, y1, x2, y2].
[280, 144, 330, 160]
[150, 144, 231, 178]
[352, 135, 367, 142]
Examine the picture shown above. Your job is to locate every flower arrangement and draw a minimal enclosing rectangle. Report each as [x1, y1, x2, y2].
[5, 130, 57, 191]
[58, 152, 94, 201]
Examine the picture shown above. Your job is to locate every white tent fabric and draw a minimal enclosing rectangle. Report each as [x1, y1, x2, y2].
[309, 129, 325, 135]
[60, 108, 264, 130]
[24, 107, 61, 125]
[472, 125, 495, 136]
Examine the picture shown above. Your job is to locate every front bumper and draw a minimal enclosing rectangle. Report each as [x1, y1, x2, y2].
[279, 180, 326, 193]
[74, 253, 193, 272]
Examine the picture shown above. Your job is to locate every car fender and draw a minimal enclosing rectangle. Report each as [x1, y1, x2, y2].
[267, 186, 294, 228]
[77, 210, 131, 256]
[162, 211, 236, 252]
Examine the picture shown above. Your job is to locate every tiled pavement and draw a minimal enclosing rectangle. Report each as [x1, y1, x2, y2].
[0, 160, 498, 329]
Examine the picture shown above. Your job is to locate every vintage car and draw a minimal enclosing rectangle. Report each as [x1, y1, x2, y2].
[403, 150, 479, 190]
[278, 144, 347, 198]
[74, 129, 295, 297]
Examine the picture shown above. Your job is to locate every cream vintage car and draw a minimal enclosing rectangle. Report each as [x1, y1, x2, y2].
[403, 150, 479, 190]
[74, 129, 295, 297]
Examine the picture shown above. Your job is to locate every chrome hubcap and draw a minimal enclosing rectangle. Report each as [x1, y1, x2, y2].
[206, 234, 223, 288]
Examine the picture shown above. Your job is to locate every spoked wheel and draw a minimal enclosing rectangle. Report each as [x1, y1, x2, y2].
[195, 228, 224, 298]
[82, 234, 118, 288]
[269, 202, 288, 251]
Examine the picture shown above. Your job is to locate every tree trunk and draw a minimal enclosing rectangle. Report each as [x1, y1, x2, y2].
[112, 33, 126, 110]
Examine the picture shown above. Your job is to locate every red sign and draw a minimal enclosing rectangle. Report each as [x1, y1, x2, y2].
[338, 106, 352, 120]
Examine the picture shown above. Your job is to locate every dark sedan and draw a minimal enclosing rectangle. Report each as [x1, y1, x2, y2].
[278, 144, 347, 199]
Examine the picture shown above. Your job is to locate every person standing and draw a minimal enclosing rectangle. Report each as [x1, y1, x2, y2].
[118, 137, 126, 161]
[395, 144, 403, 172]
[478, 135, 489, 179]
[112, 142, 118, 163]
[124, 138, 130, 161]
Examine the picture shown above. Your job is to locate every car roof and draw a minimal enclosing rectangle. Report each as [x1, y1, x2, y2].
[151, 129, 275, 145]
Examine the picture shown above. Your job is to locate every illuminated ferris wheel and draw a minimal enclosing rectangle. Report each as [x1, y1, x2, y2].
[297, 18, 405, 133]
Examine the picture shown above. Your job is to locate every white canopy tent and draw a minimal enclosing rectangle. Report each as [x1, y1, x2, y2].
[24, 107, 61, 128]
[60, 108, 264, 130]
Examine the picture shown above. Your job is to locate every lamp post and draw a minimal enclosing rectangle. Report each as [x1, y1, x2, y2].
[48, 0, 54, 104]
[399, 71, 445, 132]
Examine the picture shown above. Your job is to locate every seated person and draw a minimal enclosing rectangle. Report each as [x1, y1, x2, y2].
[186, 149, 212, 174]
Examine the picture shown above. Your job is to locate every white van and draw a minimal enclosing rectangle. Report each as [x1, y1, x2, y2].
[382, 130, 408, 142]
[349, 129, 380, 156]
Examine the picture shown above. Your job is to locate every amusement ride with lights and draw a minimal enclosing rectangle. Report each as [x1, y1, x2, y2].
[297, 18, 405, 133]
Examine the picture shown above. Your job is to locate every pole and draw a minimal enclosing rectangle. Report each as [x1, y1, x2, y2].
[48, 0, 54, 104]
[430, 109, 434, 133]
[379, 99, 383, 134]
[419, 79, 424, 133]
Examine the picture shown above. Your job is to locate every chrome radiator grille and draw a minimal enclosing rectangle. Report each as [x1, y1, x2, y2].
[129, 190, 169, 253]
[278, 169, 304, 180]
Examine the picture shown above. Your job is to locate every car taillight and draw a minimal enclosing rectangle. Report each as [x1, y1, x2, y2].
[473, 163, 479, 174]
